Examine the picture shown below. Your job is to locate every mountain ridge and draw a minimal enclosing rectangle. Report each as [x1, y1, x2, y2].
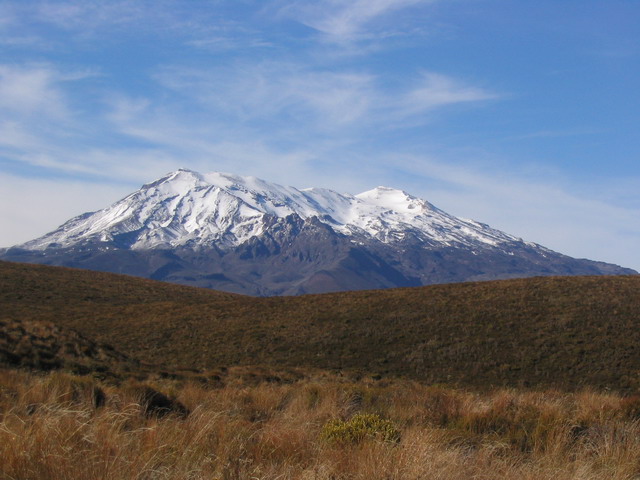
[14, 168, 525, 251]
[1, 169, 635, 295]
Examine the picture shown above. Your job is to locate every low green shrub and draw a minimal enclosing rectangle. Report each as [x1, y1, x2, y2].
[321, 413, 401, 444]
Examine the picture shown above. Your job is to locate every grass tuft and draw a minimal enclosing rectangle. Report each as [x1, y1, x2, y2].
[321, 413, 401, 444]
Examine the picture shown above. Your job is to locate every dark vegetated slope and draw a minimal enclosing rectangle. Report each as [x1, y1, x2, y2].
[0, 317, 135, 376]
[1, 260, 639, 391]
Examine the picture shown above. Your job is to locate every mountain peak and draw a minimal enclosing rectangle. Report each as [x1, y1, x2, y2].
[3, 168, 635, 296]
[356, 185, 434, 214]
[13, 169, 525, 251]
[142, 168, 205, 190]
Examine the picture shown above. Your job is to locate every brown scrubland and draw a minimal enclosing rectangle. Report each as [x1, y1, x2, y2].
[2, 261, 640, 391]
[2, 260, 640, 478]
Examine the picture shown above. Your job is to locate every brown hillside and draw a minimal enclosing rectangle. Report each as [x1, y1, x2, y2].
[1, 260, 639, 391]
[0, 317, 134, 376]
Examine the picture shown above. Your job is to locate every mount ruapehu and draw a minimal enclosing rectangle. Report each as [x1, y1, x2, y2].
[1, 169, 635, 295]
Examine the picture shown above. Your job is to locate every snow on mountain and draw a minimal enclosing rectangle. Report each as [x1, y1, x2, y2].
[19, 168, 523, 252]
[6, 168, 636, 296]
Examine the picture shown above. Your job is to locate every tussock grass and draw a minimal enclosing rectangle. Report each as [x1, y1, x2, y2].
[3, 368, 640, 480]
[321, 413, 401, 444]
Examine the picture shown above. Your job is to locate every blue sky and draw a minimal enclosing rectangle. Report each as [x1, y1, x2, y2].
[1, 0, 639, 270]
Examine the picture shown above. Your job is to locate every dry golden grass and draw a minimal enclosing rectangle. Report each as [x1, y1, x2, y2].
[2, 368, 640, 480]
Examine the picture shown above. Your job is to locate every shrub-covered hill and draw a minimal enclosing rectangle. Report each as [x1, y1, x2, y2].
[0, 317, 137, 376]
[1, 260, 639, 391]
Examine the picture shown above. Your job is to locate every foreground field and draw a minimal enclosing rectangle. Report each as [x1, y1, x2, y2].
[2, 368, 640, 480]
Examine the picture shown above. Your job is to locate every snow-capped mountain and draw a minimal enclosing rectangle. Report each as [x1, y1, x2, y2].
[2, 169, 635, 295]
[21, 168, 520, 251]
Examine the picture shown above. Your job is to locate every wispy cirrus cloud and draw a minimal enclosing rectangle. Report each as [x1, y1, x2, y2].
[154, 63, 376, 128]
[278, 0, 435, 40]
[32, 1, 170, 33]
[0, 42, 498, 190]
[402, 72, 499, 113]
[1, 1, 248, 49]
[153, 62, 497, 133]
[0, 62, 112, 179]
[0, 62, 99, 132]
[0, 64, 69, 118]
[0, 63, 85, 168]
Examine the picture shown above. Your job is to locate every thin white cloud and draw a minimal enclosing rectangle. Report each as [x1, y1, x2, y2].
[103, 94, 322, 180]
[2, 0, 434, 53]
[281, 0, 434, 40]
[153, 63, 377, 128]
[0, 63, 108, 179]
[280, 71, 375, 124]
[2, 0, 229, 49]
[0, 63, 97, 121]
[34, 1, 149, 31]
[153, 62, 495, 133]
[186, 35, 274, 52]
[402, 72, 498, 113]
[0, 64, 67, 118]
[0, 120, 40, 150]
